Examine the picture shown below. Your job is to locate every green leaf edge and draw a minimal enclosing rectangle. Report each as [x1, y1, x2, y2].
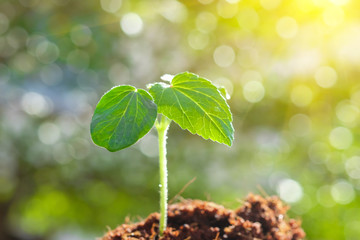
[90, 85, 158, 152]
[149, 71, 234, 146]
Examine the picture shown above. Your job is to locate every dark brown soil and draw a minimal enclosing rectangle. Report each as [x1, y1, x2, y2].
[102, 194, 305, 240]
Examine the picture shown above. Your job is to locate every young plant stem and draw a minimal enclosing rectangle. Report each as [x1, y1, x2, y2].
[155, 115, 171, 235]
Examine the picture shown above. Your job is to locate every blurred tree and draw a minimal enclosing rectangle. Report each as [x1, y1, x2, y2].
[0, 0, 359, 239]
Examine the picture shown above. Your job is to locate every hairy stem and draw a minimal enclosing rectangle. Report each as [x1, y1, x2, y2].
[155, 115, 171, 235]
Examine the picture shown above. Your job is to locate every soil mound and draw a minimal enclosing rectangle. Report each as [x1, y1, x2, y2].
[102, 194, 305, 240]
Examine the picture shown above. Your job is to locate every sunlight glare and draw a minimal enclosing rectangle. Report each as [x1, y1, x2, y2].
[160, 1, 188, 23]
[276, 17, 298, 39]
[237, 7, 259, 31]
[289, 114, 311, 137]
[35, 40, 60, 64]
[323, 6, 344, 27]
[188, 31, 209, 50]
[336, 101, 359, 124]
[345, 156, 360, 179]
[70, 25, 92, 47]
[290, 85, 313, 107]
[100, 0, 122, 13]
[260, 0, 282, 10]
[198, 0, 214, 4]
[243, 81, 265, 103]
[213, 45, 235, 67]
[217, 1, 238, 18]
[40, 64, 63, 85]
[196, 12, 217, 33]
[0, 13, 9, 35]
[317, 185, 336, 207]
[38, 122, 61, 145]
[330, 0, 350, 6]
[120, 13, 143, 36]
[314, 66, 337, 88]
[329, 127, 353, 150]
[277, 179, 303, 203]
[331, 180, 355, 205]
[21, 92, 52, 117]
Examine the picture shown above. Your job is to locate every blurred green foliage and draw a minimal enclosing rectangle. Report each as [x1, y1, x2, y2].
[0, 0, 360, 239]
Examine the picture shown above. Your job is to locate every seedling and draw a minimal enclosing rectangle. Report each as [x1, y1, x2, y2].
[90, 72, 234, 235]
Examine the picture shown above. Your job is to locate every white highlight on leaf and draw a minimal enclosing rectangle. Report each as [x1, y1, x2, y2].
[160, 74, 174, 82]
[214, 77, 233, 99]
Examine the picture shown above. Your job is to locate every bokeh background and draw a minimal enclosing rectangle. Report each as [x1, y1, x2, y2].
[1, 0, 360, 239]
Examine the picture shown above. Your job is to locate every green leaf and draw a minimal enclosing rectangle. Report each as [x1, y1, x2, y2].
[217, 86, 231, 100]
[91, 85, 157, 152]
[149, 72, 234, 146]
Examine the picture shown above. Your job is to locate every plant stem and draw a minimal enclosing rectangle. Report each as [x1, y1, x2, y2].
[155, 115, 171, 235]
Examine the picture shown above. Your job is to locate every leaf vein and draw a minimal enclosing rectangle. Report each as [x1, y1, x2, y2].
[172, 90, 194, 131]
[174, 89, 228, 140]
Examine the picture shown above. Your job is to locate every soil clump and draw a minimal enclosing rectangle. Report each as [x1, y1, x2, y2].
[102, 194, 305, 240]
